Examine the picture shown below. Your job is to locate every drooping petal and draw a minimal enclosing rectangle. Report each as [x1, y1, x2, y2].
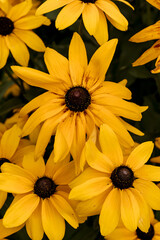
[120, 189, 140, 231]
[85, 138, 114, 173]
[42, 198, 65, 240]
[126, 141, 154, 171]
[14, 29, 45, 52]
[0, 124, 21, 159]
[119, 118, 144, 136]
[0, 36, 9, 69]
[99, 124, 123, 166]
[82, 3, 99, 35]
[51, 194, 78, 228]
[6, 33, 29, 66]
[134, 179, 160, 210]
[26, 201, 44, 240]
[69, 32, 87, 86]
[115, 0, 134, 9]
[99, 188, 120, 235]
[69, 177, 111, 201]
[3, 194, 40, 227]
[55, 1, 84, 30]
[93, 9, 108, 45]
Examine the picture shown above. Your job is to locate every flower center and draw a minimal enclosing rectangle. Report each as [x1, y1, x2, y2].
[34, 176, 57, 199]
[82, 0, 96, 3]
[0, 17, 14, 36]
[111, 165, 134, 189]
[0, 158, 11, 172]
[65, 86, 91, 112]
[136, 225, 154, 240]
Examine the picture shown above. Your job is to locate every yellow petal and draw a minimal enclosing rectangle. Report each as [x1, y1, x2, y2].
[0, 191, 7, 209]
[134, 179, 160, 210]
[99, 188, 120, 235]
[0, 36, 9, 69]
[42, 198, 65, 240]
[99, 124, 123, 166]
[56, 1, 84, 30]
[116, 0, 134, 10]
[135, 165, 160, 181]
[51, 194, 78, 228]
[146, 0, 160, 9]
[36, 0, 74, 15]
[0, 124, 21, 159]
[69, 177, 111, 201]
[26, 202, 44, 240]
[0, 219, 23, 239]
[3, 194, 40, 227]
[119, 118, 144, 136]
[93, 9, 108, 45]
[126, 141, 154, 171]
[14, 29, 45, 52]
[84, 38, 118, 89]
[6, 33, 29, 66]
[82, 3, 99, 35]
[120, 189, 140, 231]
[85, 138, 114, 173]
[69, 32, 87, 85]
[53, 161, 75, 185]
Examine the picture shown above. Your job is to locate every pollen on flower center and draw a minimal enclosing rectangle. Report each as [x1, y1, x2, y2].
[136, 225, 155, 240]
[110, 165, 134, 189]
[0, 17, 14, 36]
[34, 176, 57, 199]
[65, 86, 91, 112]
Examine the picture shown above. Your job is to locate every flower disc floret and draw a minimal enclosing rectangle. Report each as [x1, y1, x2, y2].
[34, 176, 57, 199]
[0, 17, 14, 36]
[136, 225, 155, 240]
[65, 86, 91, 112]
[111, 165, 134, 189]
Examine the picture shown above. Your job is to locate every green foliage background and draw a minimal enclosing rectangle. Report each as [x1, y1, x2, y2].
[0, 0, 160, 239]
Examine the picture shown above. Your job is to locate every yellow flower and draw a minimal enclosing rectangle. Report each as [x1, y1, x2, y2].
[106, 210, 160, 240]
[129, 20, 160, 73]
[146, 0, 160, 10]
[0, 219, 24, 240]
[69, 124, 160, 236]
[0, 0, 50, 69]
[12, 33, 146, 173]
[36, 0, 133, 45]
[0, 154, 79, 240]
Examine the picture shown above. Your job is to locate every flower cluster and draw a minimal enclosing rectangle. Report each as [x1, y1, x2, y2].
[0, 0, 160, 239]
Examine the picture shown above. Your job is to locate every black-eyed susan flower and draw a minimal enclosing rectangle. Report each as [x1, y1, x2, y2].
[0, 154, 79, 240]
[106, 210, 160, 240]
[36, 0, 133, 45]
[12, 33, 147, 173]
[129, 20, 160, 73]
[69, 124, 160, 236]
[0, 0, 50, 69]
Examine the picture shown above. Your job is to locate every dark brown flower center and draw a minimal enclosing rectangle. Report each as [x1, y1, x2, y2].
[0, 158, 11, 172]
[65, 86, 91, 112]
[136, 225, 155, 240]
[82, 0, 96, 3]
[0, 17, 14, 36]
[34, 176, 57, 199]
[111, 165, 134, 189]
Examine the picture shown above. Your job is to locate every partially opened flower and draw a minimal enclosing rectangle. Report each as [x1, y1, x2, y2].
[0, 153, 79, 240]
[12, 33, 146, 173]
[0, 0, 50, 68]
[69, 124, 160, 236]
[129, 20, 160, 73]
[36, 0, 133, 45]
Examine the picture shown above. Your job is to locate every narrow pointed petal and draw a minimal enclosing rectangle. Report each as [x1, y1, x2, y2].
[6, 34, 29, 66]
[82, 3, 99, 35]
[0, 36, 9, 69]
[26, 202, 44, 240]
[99, 124, 123, 166]
[3, 194, 40, 227]
[93, 9, 108, 45]
[85, 138, 114, 173]
[42, 199, 65, 240]
[116, 0, 134, 9]
[121, 189, 140, 231]
[69, 177, 111, 201]
[126, 141, 154, 171]
[134, 179, 160, 210]
[99, 188, 120, 235]
[0, 124, 21, 159]
[69, 32, 87, 85]
[119, 118, 144, 136]
[56, 1, 84, 30]
[51, 194, 78, 228]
